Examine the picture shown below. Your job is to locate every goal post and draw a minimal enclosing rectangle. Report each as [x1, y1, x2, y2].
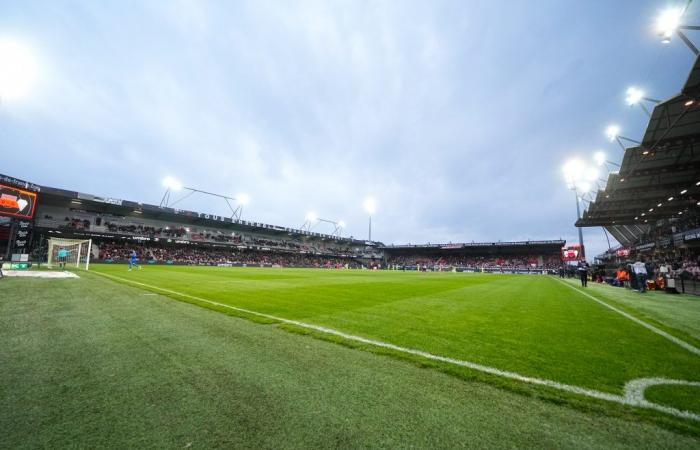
[47, 238, 93, 270]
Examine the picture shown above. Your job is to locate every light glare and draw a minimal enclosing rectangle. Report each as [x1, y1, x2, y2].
[625, 87, 644, 106]
[593, 151, 606, 167]
[237, 193, 250, 206]
[656, 7, 684, 39]
[305, 211, 318, 222]
[0, 38, 39, 100]
[162, 176, 182, 190]
[606, 125, 620, 142]
[363, 197, 377, 215]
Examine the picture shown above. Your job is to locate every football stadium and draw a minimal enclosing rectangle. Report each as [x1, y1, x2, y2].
[2, 2, 700, 449]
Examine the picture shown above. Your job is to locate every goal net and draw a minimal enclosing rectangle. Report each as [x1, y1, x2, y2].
[47, 238, 93, 270]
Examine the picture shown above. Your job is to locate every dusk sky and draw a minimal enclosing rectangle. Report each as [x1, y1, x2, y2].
[1, 0, 696, 257]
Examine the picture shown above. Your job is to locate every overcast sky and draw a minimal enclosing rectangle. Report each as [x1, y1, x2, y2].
[0, 0, 696, 257]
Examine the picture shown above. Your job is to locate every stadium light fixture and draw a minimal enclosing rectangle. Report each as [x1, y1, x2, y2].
[625, 87, 644, 106]
[656, 6, 700, 55]
[625, 86, 661, 116]
[593, 151, 621, 170]
[605, 125, 620, 143]
[657, 7, 684, 42]
[230, 193, 250, 220]
[584, 167, 599, 183]
[311, 216, 346, 237]
[562, 158, 590, 254]
[236, 193, 250, 206]
[162, 176, 183, 190]
[605, 124, 641, 151]
[0, 38, 39, 102]
[159, 176, 183, 207]
[300, 211, 319, 232]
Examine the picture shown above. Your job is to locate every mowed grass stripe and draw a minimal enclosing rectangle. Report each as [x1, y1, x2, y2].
[92, 265, 700, 397]
[4, 276, 700, 448]
[555, 278, 700, 356]
[91, 269, 700, 422]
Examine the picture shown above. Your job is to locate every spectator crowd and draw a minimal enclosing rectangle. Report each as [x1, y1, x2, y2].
[97, 241, 362, 269]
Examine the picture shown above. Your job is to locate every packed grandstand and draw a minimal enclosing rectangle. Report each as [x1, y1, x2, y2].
[0, 173, 565, 272]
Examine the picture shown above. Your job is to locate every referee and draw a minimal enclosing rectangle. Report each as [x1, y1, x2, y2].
[577, 260, 589, 287]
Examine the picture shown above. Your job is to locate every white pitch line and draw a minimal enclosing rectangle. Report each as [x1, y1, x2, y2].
[91, 270, 700, 421]
[555, 278, 700, 357]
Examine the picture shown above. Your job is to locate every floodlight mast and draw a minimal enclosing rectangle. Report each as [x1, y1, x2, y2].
[656, 6, 700, 54]
[159, 177, 249, 220]
[300, 213, 345, 236]
[605, 125, 641, 152]
[562, 160, 587, 255]
[363, 197, 377, 242]
[625, 87, 661, 117]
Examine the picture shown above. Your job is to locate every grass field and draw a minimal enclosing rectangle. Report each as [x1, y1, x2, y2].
[2, 265, 700, 448]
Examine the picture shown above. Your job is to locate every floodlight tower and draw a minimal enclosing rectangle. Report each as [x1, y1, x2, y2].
[317, 218, 346, 237]
[625, 87, 661, 117]
[593, 151, 621, 170]
[160, 176, 183, 207]
[605, 125, 641, 152]
[657, 6, 700, 55]
[0, 38, 39, 103]
[562, 159, 591, 251]
[301, 212, 318, 232]
[363, 197, 377, 242]
[159, 177, 249, 220]
[233, 193, 250, 220]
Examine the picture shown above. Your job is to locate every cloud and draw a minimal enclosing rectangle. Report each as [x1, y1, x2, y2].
[1, 0, 687, 259]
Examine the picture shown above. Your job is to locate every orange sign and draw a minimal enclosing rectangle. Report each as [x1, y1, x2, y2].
[0, 184, 37, 219]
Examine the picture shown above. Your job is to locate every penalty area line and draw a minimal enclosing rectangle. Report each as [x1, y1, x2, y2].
[91, 270, 700, 421]
[554, 278, 700, 357]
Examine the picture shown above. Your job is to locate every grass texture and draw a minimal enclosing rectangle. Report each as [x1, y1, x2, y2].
[1, 266, 700, 447]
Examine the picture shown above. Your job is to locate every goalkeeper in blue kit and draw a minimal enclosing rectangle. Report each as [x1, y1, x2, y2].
[128, 250, 141, 271]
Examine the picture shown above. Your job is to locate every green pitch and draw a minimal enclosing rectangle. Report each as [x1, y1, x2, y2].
[2, 265, 700, 447]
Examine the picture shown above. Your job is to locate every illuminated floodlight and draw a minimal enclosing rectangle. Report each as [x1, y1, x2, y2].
[162, 176, 182, 190]
[578, 181, 592, 194]
[656, 7, 684, 42]
[338, 220, 346, 228]
[305, 211, 318, 222]
[363, 197, 377, 215]
[236, 193, 250, 206]
[0, 38, 39, 100]
[562, 158, 585, 187]
[625, 87, 645, 106]
[584, 166, 599, 182]
[593, 151, 607, 167]
[605, 125, 620, 142]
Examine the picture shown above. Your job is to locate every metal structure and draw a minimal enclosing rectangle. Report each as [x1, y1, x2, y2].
[300, 213, 345, 237]
[576, 53, 700, 247]
[159, 179, 248, 221]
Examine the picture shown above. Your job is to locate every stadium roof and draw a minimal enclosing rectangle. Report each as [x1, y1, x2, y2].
[26, 180, 371, 245]
[575, 54, 700, 246]
[381, 240, 565, 254]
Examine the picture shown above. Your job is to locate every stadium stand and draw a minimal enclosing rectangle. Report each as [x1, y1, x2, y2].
[382, 242, 563, 273]
[0, 175, 566, 272]
[577, 53, 700, 292]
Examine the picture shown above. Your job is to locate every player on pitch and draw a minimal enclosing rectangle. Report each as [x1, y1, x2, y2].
[128, 250, 141, 271]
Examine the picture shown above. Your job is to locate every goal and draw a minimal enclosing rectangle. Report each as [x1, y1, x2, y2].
[47, 238, 93, 270]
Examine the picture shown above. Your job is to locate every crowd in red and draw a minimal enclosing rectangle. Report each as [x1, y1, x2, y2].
[97, 241, 361, 268]
[387, 254, 561, 270]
